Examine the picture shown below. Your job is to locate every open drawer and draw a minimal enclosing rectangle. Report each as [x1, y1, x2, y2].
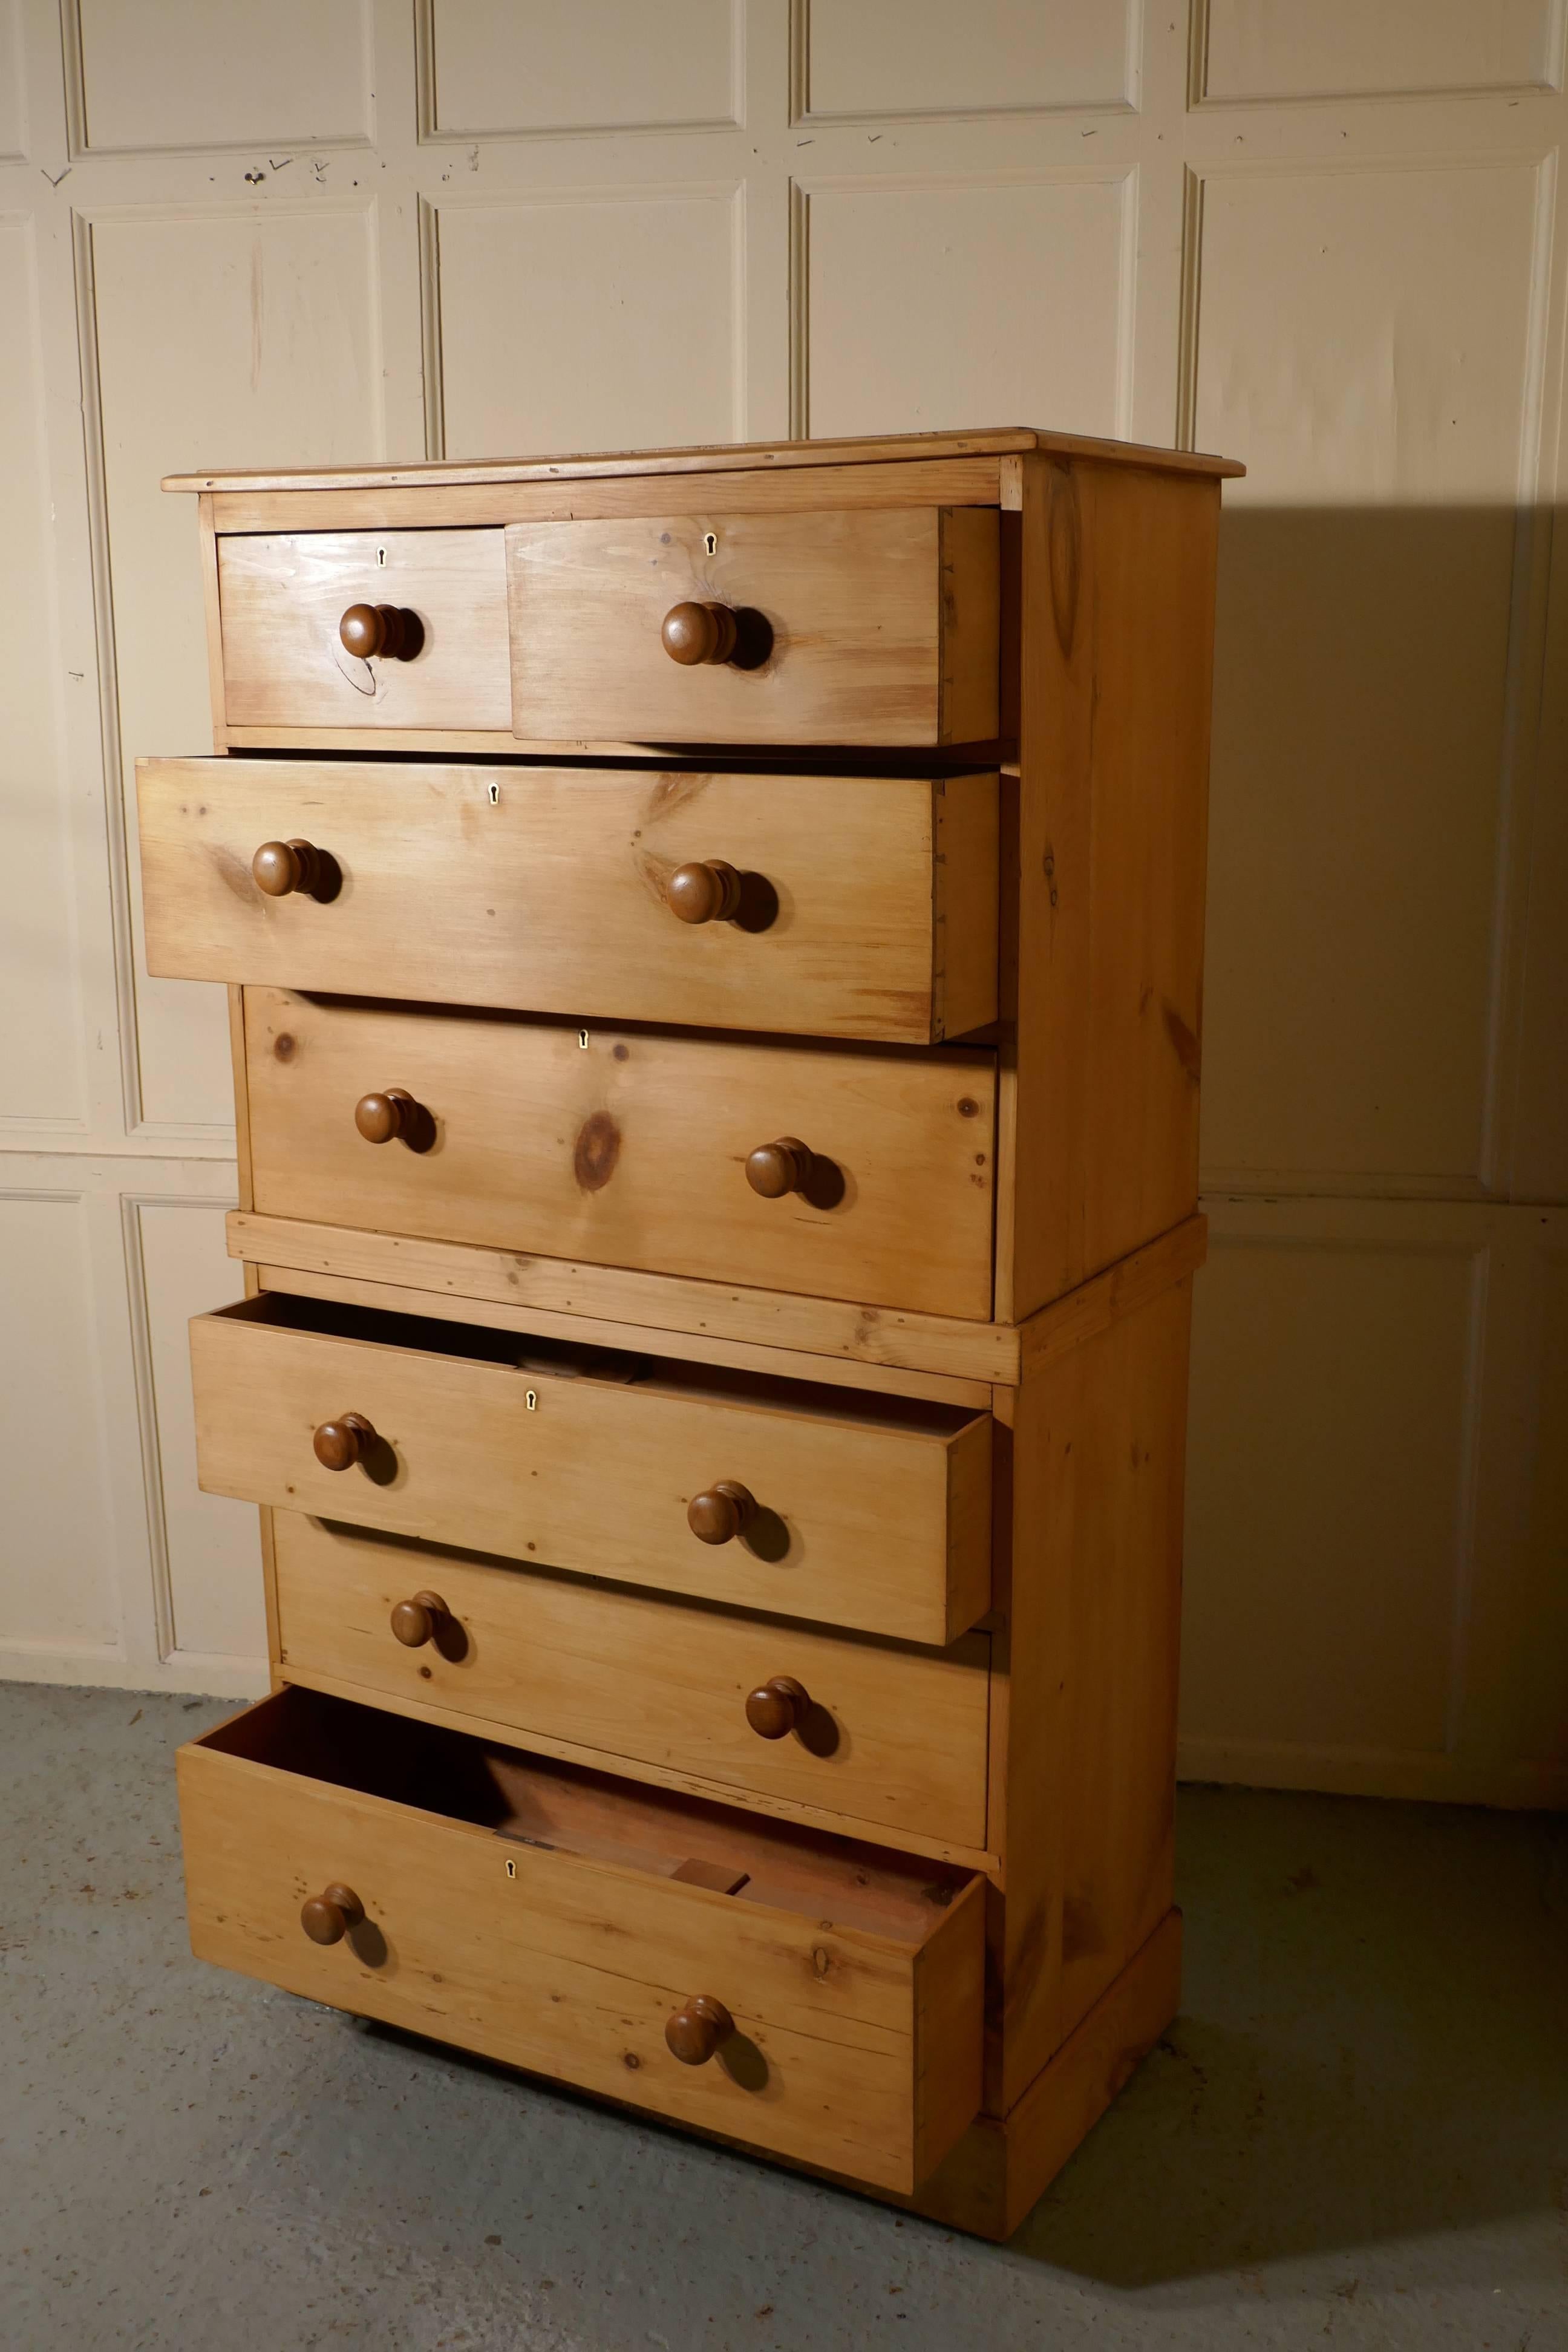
[180, 1686, 985, 2195]
[192, 1293, 993, 1645]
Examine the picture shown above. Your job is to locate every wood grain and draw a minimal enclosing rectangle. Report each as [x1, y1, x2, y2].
[228, 1209, 1025, 1383]
[507, 509, 998, 748]
[197, 492, 227, 746]
[217, 529, 511, 730]
[166, 423, 1244, 494]
[191, 1295, 993, 1644]
[255, 1262, 993, 1408]
[138, 759, 998, 1047]
[226, 984, 253, 1214]
[990, 1272, 1193, 2108]
[270, 1512, 991, 1849]
[180, 1685, 985, 2195]
[909, 1907, 1182, 2237]
[242, 988, 997, 1320]
[207, 456, 1004, 533]
[996, 457, 1220, 1317]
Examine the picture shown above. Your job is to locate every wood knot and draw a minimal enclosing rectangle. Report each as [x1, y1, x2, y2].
[573, 1109, 621, 1192]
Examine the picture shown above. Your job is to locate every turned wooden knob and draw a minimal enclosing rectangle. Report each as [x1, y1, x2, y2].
[665, 1993, 736, 2066]
[745, 1137, 814, 1199]
[300, 1883, 364, 1945]
[313, 1411, 377, 1471]
[667, 860, 742, 925]
[252, 838, 327, 899]
[354, 1087, 420, 1145]
[339, 602, 422, 661]
[687, 1481, 756, 1545]
[661, 601, 739, 667]
[745, 1676, 811, 1740]
[390, 1589, 448, 1648]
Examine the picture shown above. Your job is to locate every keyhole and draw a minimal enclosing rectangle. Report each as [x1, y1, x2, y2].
[578, 1029, 589, 1049]
[488, 781, 500, 805]
[505, 1857, 516, 1879]
[703, 532, 717, 556]
[526, 1390, 537, 1410]
[376, 546, 387, 568]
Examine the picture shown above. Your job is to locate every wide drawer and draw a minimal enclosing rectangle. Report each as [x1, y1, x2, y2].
[193, 1296, 993, 1644]
[273, 1512, 992, 1852]
[180, 1686, 985, 2194]
[137, 759, 998, 1046]
[506, 508, 999, 746]
[243, 987, 997, 1320]
[217, 529, 512, 730]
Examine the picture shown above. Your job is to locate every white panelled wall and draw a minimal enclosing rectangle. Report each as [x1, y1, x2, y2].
[1, 1, 1564, 1802]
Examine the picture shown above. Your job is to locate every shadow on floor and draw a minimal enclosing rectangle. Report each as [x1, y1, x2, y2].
[1011, 1786, 1568, 2285]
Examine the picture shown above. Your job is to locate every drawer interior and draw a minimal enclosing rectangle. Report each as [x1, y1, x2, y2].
[202, 1685, 975, 1944]
[220, 1287, 985, 1440]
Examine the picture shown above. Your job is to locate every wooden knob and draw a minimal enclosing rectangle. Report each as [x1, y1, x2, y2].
[300, 1883, 364, 1945]
[339, 602, 421, 661]
[354, 1087, 419, 1145]
[745, 1676, 811, 1740]
[745, 1137, 814, 1199]
[661, 601, 739, 667]
[667, 860, 742, 925]
[664, 1993, 736, 2066]
[687, 1481, 756, 1545]
[313, 1411, 377, 1471]
[390, 1590, 448, 1648]
[252, 838, 326, 899]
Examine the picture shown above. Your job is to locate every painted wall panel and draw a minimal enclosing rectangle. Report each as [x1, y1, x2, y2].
[0, 1195, 117, 1647]
[1195, 163, 1541, 1180]
[429, 0, 736, 135]
[1182, 1235, 1477, 1755]
[74, 0, 368, 151]
[0, 0, 23, 157]
[88, 206, 380, 1130]
[806, 0, 1131, 117]
[1202, 0, 1556, 103]
[806, 178, 1124, 438]
[133, 1200, 257, 1659]
[437, 195, 737, 459]
[0, 222, 84, 1129]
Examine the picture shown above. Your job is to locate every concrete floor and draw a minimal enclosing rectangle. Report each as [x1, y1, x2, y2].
[2, 1686, 1565, 2352]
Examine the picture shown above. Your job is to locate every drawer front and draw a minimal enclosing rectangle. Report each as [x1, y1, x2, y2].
[273, 1513, 991, 1851]
[138, 759, 998, 1047]
[217, 530, 511, 730]
[192, 1301, 992, 1644]
[506, 508, 999, 747]
[180, 1689, 985, 2194]
[243, 988, 997, 1320]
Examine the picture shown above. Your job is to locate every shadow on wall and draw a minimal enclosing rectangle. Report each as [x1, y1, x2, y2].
[1198, 499, 1555, 1184]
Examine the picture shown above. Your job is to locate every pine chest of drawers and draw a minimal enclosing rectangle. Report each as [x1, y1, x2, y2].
[142, 425, 1240, 2238]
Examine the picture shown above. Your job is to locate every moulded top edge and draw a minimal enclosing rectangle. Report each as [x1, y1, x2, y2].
[163, 426, 1245, 494]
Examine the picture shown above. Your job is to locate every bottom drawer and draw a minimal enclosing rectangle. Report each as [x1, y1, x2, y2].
[180, 1687, 985, 2195]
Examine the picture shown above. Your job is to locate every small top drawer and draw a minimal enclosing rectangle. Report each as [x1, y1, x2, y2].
[217, 529, 511, 731]
[506, 508, 999, 747]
